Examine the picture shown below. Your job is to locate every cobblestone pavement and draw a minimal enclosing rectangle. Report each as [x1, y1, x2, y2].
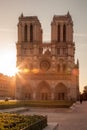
[22, 101, 87, 130]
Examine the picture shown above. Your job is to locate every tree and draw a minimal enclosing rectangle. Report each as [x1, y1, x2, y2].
[83, 86, 87, 101]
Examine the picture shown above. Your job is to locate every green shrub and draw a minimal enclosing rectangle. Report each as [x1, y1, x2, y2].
[0, 113, 47, 130]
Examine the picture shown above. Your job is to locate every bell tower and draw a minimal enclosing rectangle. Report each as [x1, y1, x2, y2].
[16, 14, 43, 67]
[51, 12, 73, 43]
[17, 13, 42, 44]
[51, 12, 75, 74]
[16, 14, 43, 99]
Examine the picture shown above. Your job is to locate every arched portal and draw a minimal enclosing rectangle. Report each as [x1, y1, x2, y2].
[23, 84, 33, 100]
[55, 83, 67, 100]
[36, 81, 51, 100]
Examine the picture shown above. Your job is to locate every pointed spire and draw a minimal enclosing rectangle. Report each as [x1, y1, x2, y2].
[67, 11, 70, 16]
[19, 13, 24, 20]
[67, 11, 73, 23]
[77, 59, 79, 68]
[21, 13, 23, 17]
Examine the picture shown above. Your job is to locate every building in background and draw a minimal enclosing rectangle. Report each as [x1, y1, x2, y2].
[9, 76, 16, 99]
[0, 74, 9, 99]
[0, 74, 15, 99]
[16, 12, 79, 101]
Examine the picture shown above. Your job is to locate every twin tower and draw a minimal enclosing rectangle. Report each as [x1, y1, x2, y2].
[17, 12, 73, 44]
[16, 12, 79, 101]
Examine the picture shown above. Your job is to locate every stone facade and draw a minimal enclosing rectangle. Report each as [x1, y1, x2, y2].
[0, 74, 15, 99]
[16, 12, 79, 101]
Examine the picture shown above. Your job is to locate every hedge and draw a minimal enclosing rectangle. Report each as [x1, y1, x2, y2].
[0, 100, 74, 110]
[0, 113, 47, 130]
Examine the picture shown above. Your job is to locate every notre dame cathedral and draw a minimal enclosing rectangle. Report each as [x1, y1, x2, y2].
[16, 12, 79, 101]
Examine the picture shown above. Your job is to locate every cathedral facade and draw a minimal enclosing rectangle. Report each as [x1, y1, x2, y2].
[16, 12, 79, 101]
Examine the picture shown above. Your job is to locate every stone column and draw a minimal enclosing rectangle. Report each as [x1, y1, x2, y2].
[68, 24, 73, 42]
[70, 24, 73, 42]
[22, 24, 25, 42]
[34, 24, 37, 42]
[67, 24, 69, 42]
[55, 23, 57, 42]
[51, 44, 56, 55]
[38, 25, 42, 43]
[18, 23, 22, 42]
[51, 23, 57, 42]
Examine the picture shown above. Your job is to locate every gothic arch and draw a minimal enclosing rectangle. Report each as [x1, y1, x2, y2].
[55, 83, 67, 100]
[36, 81, 51, 100]
[30, 24, 33, 42]
[57, 24, 60, 42]
[63, 24, 66, 42]
[24, 24, 28, 42]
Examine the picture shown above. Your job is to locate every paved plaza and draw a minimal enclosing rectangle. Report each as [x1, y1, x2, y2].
[22, 101, 87, 130]
[0, 101, 87, 130]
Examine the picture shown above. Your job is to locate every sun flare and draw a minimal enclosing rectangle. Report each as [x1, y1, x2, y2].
[0, 65, 19, 77]
[0, 49, 18, 76]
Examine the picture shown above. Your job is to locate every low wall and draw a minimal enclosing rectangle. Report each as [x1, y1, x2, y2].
[21, 116, 47, 130]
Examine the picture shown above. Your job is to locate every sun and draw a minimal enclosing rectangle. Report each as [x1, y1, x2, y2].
[9, 67, 19, 76]
[6, 67, 19, 76]
[0, 66, 19, 77]
[0, 49, 22, 76]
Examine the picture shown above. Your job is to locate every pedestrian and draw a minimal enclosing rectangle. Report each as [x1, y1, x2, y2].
[80, 95, 83, 104]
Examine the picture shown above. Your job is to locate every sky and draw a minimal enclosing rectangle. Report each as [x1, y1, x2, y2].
[0, 0, 87, 92]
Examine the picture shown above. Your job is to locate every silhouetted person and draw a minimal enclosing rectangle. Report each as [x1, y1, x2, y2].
[80, 95, 83, 104]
